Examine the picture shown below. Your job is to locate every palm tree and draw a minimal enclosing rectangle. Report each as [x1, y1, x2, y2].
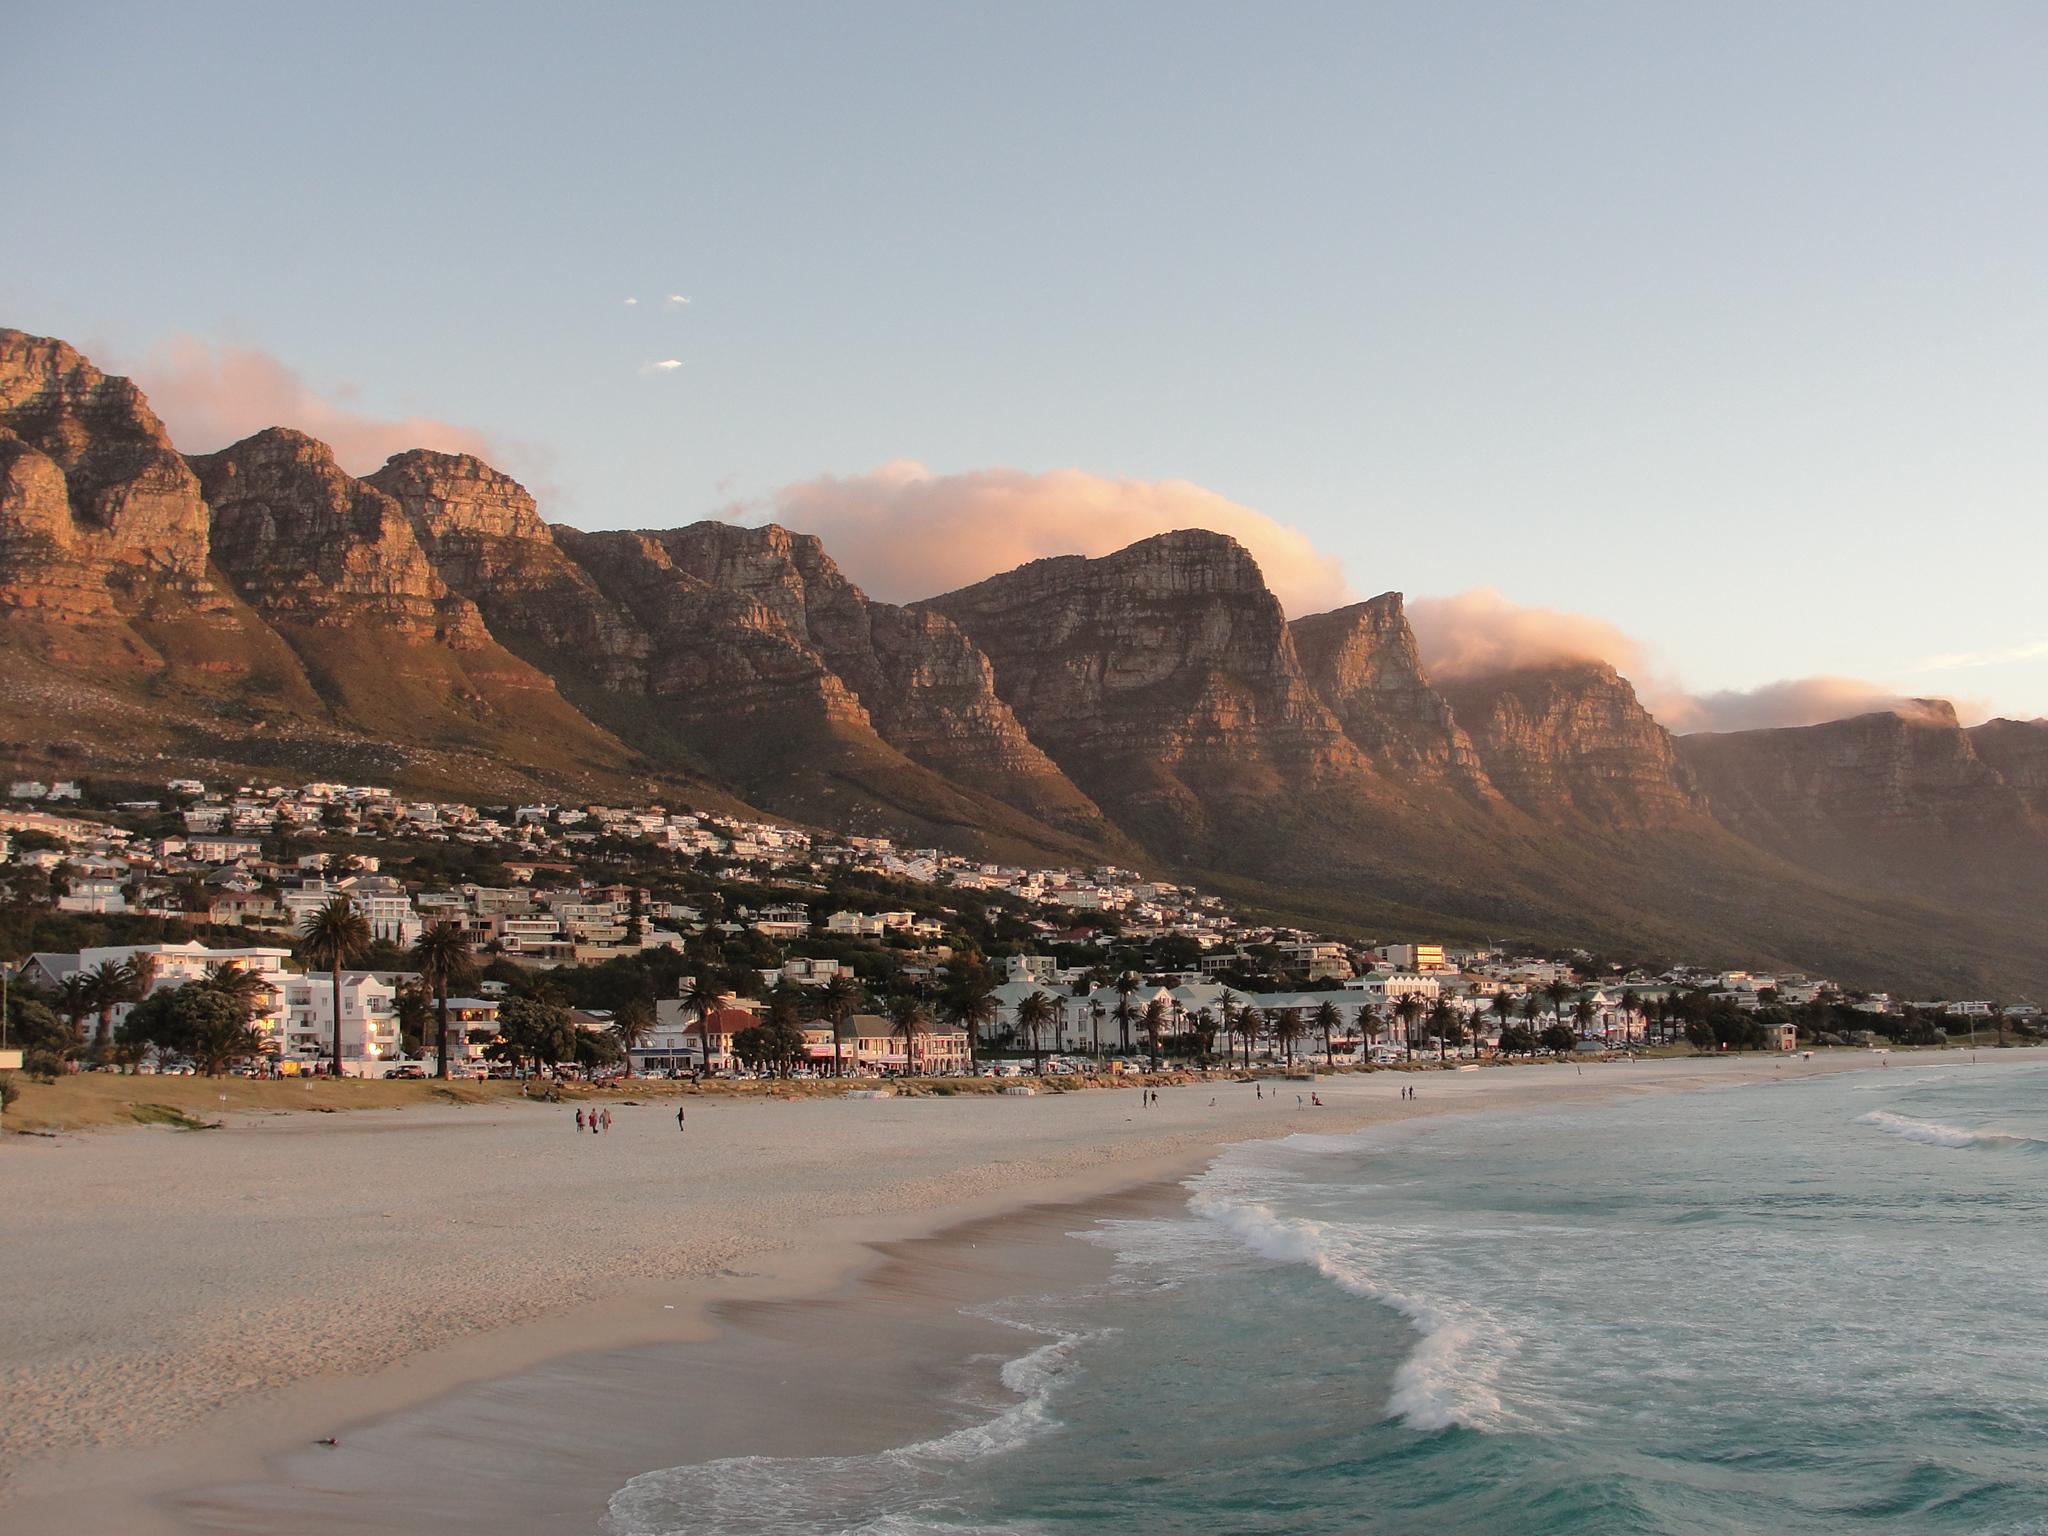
[204, 961, 271, 1051]
[85, 958, 134, 1051]
[613, 998, 656, 1067]
[821, 973, 863, 1077]
[1544, 979, 1574, 1028]
[1190, 1006, 1218, 1066]
[1112, 971, 1140, 1055]
[1313, 1000, 1342, 1067]
[888, 993, 931, 1075]
[1087, 997, 1107, 1057]
[410, 920, 477, 1079]
[1270, 1009, 1304, 1067]
[680, 971, 725, 1077]
[1428, 997, 1458, 1063]
[1140, 995, 1169, 1068]
[1572, 996, 1597, 1041]
[948, 986, 996, 1074]
[55, 972, 94, 1045]
[299, 896, 372, 1077]
[1017, 990, 1054, 1071]
[1394, 994, 1425, 1062]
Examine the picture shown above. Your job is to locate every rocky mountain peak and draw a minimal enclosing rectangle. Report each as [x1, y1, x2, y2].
[0, 327, 211, 584]
[1290, 592, 1496, 797]
[1438, 660, 1703, 828]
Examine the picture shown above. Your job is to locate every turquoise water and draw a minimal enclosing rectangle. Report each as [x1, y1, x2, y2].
[606, 1062, 2048, 1534]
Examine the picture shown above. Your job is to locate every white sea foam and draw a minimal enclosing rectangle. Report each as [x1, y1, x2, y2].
[1856, 1110, 2048, 1152]
[1187, 1188, 1518, 1433]
[602, 1327, 1085, 1535]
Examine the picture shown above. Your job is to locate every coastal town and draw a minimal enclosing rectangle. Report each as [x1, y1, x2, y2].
[3, 775, 2035, 1086]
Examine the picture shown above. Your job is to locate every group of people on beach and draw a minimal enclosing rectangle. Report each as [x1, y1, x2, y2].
[573, 1107, 614, 1135]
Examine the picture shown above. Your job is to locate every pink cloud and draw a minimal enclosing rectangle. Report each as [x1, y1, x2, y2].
[122, 334, 500, 475]
[1666, 678, 1984, 734]
[761, 460, 1351, 617]
[1406, 587, 1650, 682]
[1405, 588, 1982, 733]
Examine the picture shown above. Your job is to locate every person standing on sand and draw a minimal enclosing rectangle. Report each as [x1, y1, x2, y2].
[575, 1108, 585, 1132]
[601, 1107, 613, 1134]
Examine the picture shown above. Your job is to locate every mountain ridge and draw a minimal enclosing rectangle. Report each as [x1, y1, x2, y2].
[3, 327, 2041, 996]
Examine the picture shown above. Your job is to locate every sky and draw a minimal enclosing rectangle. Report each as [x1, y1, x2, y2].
[5, 2, 2043, 728]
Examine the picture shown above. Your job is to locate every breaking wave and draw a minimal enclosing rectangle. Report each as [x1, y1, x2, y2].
[1857, 1111, 2048, 1153]
[1187, 1187, 1519, 1433]
[602, 1328, 1083, 1535]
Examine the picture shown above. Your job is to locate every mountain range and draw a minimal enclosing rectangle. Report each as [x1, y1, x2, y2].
[3, 328, 2042, 997]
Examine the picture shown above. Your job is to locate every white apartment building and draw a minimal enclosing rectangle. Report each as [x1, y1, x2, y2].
[280, 971, 401, 1071]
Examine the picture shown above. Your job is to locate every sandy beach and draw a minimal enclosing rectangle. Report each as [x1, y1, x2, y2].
[0, 1052, 1933, 1534]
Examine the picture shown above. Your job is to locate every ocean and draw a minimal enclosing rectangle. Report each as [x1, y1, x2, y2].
[604, 1060, 2048, 1534]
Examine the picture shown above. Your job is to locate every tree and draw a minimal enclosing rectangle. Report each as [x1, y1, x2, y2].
[1683, 1017, 1716, 1053]
[1394, 994, 1426, 1062]
[613, 997, 656, 1067]
[1112, 971, 1141, 1055]
[298, 896, 372, 1077]
[888, 993, 932, 1075]
[54, 972, 95, 1046]
[1017, 990, 1054, 1071]
[1540, 1021, 1577, 1056]
[411, 920, 478, 1079]
[1427, 997, 1459, 1063]
[489, 996, 577, 1073]
[1572, 996, 1597, 1039]
[85, 958, 135, 1051]
[734, 1014, 805, 1076]
[820, 973, 863, 1077]
[1270, 1008, 1304, 1067]
[947, 986, 996, 1073]
[1140, 995, 1169, 1068]
[1313, 1000, 1342, 1067]
[680, 971, 725, 1077]
[395, 979, 432, 1059]
[120, 979, 263, 1076]
[1189, 1006, 1219, 1066]
[1497, 1022, 1537, 1057]
[572, 1027, 625, 1074]
[1544, 979, 1575, 1028]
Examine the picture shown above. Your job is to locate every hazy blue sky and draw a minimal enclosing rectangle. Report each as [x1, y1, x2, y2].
[6, 2, 2043, 724]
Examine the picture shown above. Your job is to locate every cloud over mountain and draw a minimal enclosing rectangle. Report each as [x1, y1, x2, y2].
[762, 461, 1352, 616]
[124, 334, 499, 474]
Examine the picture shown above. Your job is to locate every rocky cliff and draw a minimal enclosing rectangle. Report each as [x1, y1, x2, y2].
[1676, 705, 2028, 847]
[1967, 717, 2048, 819]
[364, 451, 650, 690]
[923, 531, 1375, 855]
[1289, 593, 1495, 798]
[1438, 662, 1704, 829]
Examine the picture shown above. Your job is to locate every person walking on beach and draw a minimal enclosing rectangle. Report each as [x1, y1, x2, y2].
[575, 1107, 585, 1132]
[601, 1107, 613, 1134]
[676, 1105, 686, 1132]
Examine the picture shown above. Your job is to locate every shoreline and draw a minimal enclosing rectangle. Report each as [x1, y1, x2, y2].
[2, 1050, 1997, 1534]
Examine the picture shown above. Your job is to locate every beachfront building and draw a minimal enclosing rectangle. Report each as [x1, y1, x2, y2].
[280, 971, 402, 1072]
[649, 1002, 758, 1072]
[21, 942, 297, 1042]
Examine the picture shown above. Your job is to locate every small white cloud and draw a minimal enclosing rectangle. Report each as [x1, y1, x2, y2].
[624, 297, 639, 306]
[641, 358, 683, 374]
[666, 293, 690, 305]
[1911, 638, 2048, 673]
